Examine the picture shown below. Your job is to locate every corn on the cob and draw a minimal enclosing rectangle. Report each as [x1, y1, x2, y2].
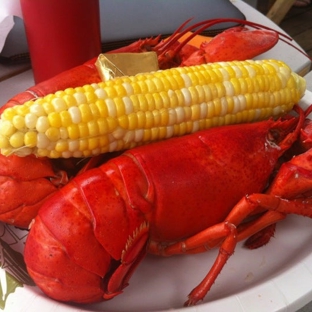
[0, 59, 306, 158]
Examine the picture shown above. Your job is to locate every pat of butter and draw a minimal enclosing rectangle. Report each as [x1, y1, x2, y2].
[95, 52, 159, 81]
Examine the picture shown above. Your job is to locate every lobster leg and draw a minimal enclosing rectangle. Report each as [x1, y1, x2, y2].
[150, 191, 311, 306]
[148, 200, 282, 306]
[148, 222, 239, 306]
[243, 223, 277, 249]
[185, 222, 237, 306]
[237, 195, 312, 236]
[189, 191, 312, 306]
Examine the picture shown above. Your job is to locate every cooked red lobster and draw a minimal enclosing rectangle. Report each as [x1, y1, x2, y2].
[23, 104, 312, 306]
[0, 17, 311, 308]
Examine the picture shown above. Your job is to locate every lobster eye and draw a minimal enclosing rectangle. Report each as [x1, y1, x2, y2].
[267, 129, 281, 142]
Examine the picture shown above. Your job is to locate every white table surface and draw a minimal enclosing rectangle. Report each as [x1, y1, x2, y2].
[0, 1, 312, 311]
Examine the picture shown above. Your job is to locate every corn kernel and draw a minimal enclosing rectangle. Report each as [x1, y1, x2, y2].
[2, 108, 16, 121]
[134, 129, 144, 142]
[136, 111, 146, 129]
[97, 118, 109, 135]
[0, 120, 15, 136]
[85, 91, 97, 103]
[118, 115, 129, 129]
[25, 114, 37, 129]
[48, 112, 62, 128]
[73, 92, 87, 105]
[78, 123, 89, 138]
[68, 139, 79, 152]
[68, 106, 81, 124]
[45, 127, 60, 141]
[49, 150, 61, 158]
[79, 138, 88, 151]
[87, 120, 99, 137]
[30, 104, 45, 116]
[12, 115, 25, 130]
[52, 97, 67, 112]
[89, 103, 101, 119]
[55, 140, 68, 153]
[60, 111, 72, 127]
[114, 98, 126, 117]
[15, 105, 28, 117]
[122, 82, 134, 95]
[145, 111, 154, 128]
[36, 116, 50, 132]
[60, 127, 68, 140]
[67, 124, 79, 140]
[107, 117, 118, 132]
[35, 133, 49, 149]
[191, 104, 200, 121]
[9, 132, 24, 148]
[200, 103, 208, 119]
[88, 137, 99, 150]
[42, 102, 55, 114]
[104, 86, 117, 98]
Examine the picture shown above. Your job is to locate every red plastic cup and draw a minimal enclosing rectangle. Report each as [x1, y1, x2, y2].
[20, 0, 102, 83]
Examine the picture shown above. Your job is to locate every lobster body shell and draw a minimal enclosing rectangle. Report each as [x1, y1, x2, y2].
[24, 115, 300, 304]
[130, 121, 282, 242]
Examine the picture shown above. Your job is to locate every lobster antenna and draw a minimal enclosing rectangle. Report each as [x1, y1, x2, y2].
[154, 18, 195, 52]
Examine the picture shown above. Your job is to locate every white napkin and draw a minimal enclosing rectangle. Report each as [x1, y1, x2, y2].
[0, 0, 23, 53]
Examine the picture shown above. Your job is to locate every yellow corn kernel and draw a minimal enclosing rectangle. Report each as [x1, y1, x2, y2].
[60, 111, 72, 127]
[0, 136, 9, 149]
[0, 120, 15, 136]
[55, 140, 68, 153]
[2, 108, 16, 121]
[48, 112, 62, 128]
[87, 120, 99, 137]
[97, 118, 109, 135]
[45, 127, 60, 142]
[9, 132, 24, 148]
[67, 124, 80, 140]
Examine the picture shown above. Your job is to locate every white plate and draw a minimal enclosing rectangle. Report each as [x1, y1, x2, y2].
[2, 91, 312, 312]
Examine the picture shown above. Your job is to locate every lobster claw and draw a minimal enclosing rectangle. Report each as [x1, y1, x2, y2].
[0, 154, 66, 228]
[181, 27, 279, 66]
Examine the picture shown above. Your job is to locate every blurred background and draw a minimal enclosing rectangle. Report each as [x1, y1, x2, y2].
[245, 0, 312, 59]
